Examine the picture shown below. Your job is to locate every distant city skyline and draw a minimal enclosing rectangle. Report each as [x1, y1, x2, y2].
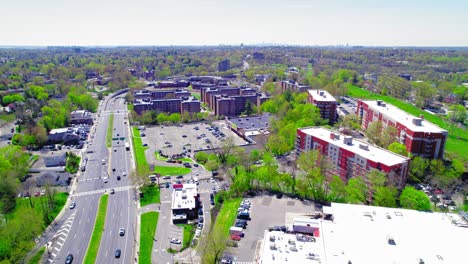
[1, 0, 467, 46]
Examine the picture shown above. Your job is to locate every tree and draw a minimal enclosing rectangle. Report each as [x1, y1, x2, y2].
[341, 114, 361, 130]
[388, 142, 408, 157]
[204, 159, 219, 171]
[345, 177, 367, 204]
[381, 125, 398, 148]
[399, 186, 431, 211]
[409, 156, 428, 183]
[195, 152, 209, 164]
[373, 186, 397, 207]
[243, 100, 254, 116]
[365, 121, 383, 146]
[328, 175, 347, 202]
[448, 104, 467, 124]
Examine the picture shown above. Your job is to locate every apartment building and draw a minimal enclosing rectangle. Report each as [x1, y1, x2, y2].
[307, 90, 338, 124]
[281, 80, 310, 93]
[357, 100, 447, 159]
[296, 127, 410, 188]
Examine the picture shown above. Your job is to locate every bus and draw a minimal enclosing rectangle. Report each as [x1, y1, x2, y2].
[125, 142, 130, 151]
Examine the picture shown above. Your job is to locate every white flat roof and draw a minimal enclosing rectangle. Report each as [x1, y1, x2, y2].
[362, 100, 447, 133]
[299, 127, 409, 166]
[49, 128, 71, 134]
[308, 90, 337, 102]
[259, 230, 324, 264]
[322, 203, 468, 264]
[171, 184, 197, 210]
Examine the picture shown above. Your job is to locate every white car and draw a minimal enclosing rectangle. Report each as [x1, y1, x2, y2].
[195, 229, 201, 238]
[170, 238, 182, 244]
[103, 177, 108, 183]
[122, 171, 127, 176]
[69, 201, 76, 209]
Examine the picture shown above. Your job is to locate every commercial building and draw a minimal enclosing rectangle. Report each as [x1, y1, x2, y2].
[259, 203, 468, 264]
[171, 184, 201, 223]
[226, 113, 271, 138]
[307, 90, 338, 124]
[70, 110, 93, 125]
[296, 127, 410, 188]
[357, 100, 448, 159]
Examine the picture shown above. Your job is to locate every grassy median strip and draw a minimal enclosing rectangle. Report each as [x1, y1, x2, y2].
[154, 166, 191, 176]
[348, 85, 468, 161]
[106, 113, 114, 148]
[212, 198, 242, 237]
[139, 212, 159, 264]
[28, 246, 45, 264]
[140, 185, 161, 207]
[132, 127, 149, 175]
[83, 194, 109, 264]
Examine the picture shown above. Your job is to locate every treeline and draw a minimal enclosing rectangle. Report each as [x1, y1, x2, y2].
[129, 108, 208, 125]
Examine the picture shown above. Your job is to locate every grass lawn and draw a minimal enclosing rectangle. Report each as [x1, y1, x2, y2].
[348, 85, 468, 162]
[28, 246, 45, 264]
[154, 166, 191, 176]
[191, 92, 201, 100]
[212, 198, 242, 237]
[13, 192, 68, 226]
[140, 185, 161, 207]
[139, 212, 159, 264]
[106, 113, 114, 148]
[176, 224, 196, 251]
[155, 152, 193, 163]
[0, 113, 15, 122]
[132, 127, 149, 175]
[83, 194, 109, 264]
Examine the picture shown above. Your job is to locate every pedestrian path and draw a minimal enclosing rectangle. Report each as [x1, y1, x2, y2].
[47, 213, 76, 263]
[74, 185, 133, 197]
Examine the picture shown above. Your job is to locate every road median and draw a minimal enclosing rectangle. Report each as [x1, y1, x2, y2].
[83, 194, 109, 264]
[139, 212, 159, 264]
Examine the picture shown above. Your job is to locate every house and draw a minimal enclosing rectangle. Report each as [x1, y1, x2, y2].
[43, 153, 67, 167]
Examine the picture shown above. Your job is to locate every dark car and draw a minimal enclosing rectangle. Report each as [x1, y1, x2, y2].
[198, 208, 203, 215]
[210, 199, 215, 205]
[115, 249, 121, 258]
[117, 176, 121, 181]
[65, 253, 73, 264]
[165, 182, 170, 188]
[176, 175, 184, 179]
[198, 216, 204, 223]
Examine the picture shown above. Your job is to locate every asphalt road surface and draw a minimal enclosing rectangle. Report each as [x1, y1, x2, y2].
[50, 95, 136, 264]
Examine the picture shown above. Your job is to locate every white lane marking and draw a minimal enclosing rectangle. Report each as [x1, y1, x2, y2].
[57, 241, 63, 247]
[51, 253, 56, 257]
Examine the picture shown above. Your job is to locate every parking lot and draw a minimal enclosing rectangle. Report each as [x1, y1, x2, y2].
[229, 195, 314, 262]
[142, 121, 248, 158]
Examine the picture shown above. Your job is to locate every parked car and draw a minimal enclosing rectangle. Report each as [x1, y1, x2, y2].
[170, 238, 182, 244]
[197, 223, 203, 229]
[198, 208, 203, 216]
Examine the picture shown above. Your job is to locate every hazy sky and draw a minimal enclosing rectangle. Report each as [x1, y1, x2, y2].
[1, 0, 467, 46]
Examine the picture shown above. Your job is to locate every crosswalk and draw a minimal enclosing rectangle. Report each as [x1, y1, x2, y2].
[47, 213, 76, 263]
[74, 185, 134, 197]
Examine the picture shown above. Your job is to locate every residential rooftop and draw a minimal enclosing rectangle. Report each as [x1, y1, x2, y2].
[307, 89, 337, 102]
[361, 100, 447, 133]
[298, 127, 409, 167]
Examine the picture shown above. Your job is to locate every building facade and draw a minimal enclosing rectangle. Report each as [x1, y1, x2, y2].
[296, 127, 410, 188]
[356, 100, 447, 159]
[307, 90, 338, 124]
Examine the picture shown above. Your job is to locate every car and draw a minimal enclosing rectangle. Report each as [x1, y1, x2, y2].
[102, 159, 106, 165]
[103, 177, 108, 183]
[194, 163, 199, 167]
[114, 148, 117, 152]
[195, 229, 201, 237]
[170, 238, 182, 244]
[141, 133, 146, 137]
[113, 168, 116, 172]
[163, 176, 171, 179]
[65, 253, 74, 264]
[122, 171, 127, 176]
[119, 228, 125, 236]
[142, 143, 148, 147]
[198, 208, 203, 215]
[198, 216, 204, 223]
[69, 201, 76, 209]
[197, 222, 203, 229]
[117, 176, 121, 181]
[182, 135, 187, 138]
[176, 175, 184, 179]
[210, 199, 215, 205]
[165, 182, 170, 188]
[110, 189, 115, 194]
[115, 249, 121, 258]
[210, 178, 215, 183]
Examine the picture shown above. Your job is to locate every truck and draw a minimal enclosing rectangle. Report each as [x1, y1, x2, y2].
[125, 142, 130, 151]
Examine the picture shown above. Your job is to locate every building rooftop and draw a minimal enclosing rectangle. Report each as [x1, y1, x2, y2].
[228, 113, 271, 132]
[321, 203, 468, 264]
[299, 127, 409, 166]
[171, 184, 198, 210]
[260, 203, 468, 264]
[362, 100, 447, 133]
[307, 90, 337, 102]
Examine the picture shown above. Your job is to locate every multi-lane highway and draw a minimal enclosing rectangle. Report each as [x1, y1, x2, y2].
[49, 94, 136, 264]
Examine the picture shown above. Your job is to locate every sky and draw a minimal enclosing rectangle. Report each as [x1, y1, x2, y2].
[0, 0, 467, 46]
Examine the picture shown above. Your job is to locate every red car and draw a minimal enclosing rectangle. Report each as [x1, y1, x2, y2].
[434, 189, 444, 194]
[230, 235, 241, 241]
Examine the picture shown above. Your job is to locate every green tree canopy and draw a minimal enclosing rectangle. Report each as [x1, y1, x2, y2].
[399, 186, 431, 211]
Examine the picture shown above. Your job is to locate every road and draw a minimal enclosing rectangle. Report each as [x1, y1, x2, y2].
[49, 94, 136, 264]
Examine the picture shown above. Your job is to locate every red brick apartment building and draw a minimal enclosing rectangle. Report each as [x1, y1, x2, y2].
[296, 127, 410, 188]
[357, 100, 447, 159]
[307, 90, 338, 124]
